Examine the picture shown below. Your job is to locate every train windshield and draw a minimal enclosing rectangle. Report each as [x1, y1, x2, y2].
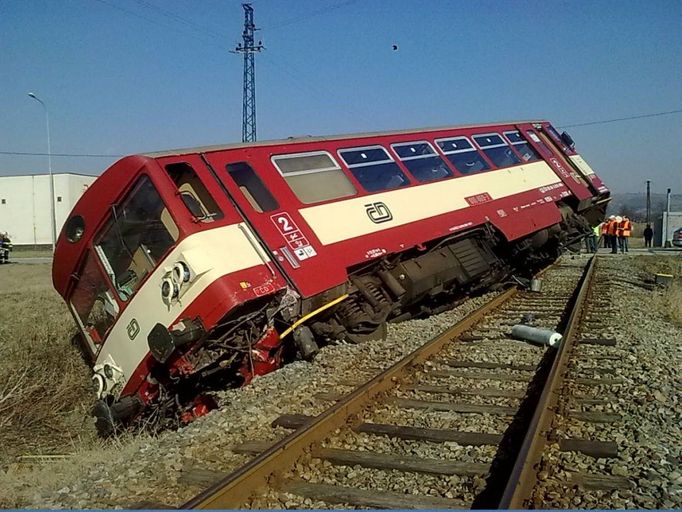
[70, 250, 119, 351]
[95, 175, 179, 301]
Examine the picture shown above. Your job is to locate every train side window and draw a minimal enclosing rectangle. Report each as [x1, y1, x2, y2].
[473, 133, 521, 168]
[391, 141, 452, 183]
[503, 131, 540, 163]
[226, 162, 279, 213]
[338, 146, 410, 192]
[272, 151, 356, 204]
[435, 136, 490, 175]
[165, 162, 224, 222]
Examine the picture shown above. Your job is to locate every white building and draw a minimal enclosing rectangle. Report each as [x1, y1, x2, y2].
[658, 211, 682, 247]
[0, 173, 97, 246]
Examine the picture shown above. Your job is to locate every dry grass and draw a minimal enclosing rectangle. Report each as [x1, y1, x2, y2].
[661, 284, 682, 325]
[630, 255, 682, 326]
[0, 263, 98, 464]
[0, 264, 153, 508]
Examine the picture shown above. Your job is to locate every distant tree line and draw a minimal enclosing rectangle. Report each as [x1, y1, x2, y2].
[606, 193, 680, 223]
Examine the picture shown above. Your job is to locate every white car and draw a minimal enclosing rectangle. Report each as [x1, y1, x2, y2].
[672, 227, 682, 247]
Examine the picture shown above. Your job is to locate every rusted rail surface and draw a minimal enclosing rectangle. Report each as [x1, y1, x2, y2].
[499, 255, 597, 508]
[184, 287, 517, 509]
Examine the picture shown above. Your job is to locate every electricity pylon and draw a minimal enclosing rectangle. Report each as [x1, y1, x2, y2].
[234, 3, 263, 143]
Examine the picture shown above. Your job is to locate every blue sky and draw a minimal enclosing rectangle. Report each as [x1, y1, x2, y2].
[1, 0, 681, 193]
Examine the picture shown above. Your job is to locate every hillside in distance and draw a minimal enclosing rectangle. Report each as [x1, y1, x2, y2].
[607, 192, 682, 220]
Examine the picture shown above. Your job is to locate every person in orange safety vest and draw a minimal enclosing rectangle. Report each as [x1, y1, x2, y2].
[600, 221, 610, 248]
[620, 216, 632, 253]
[607, 216, 619, 254]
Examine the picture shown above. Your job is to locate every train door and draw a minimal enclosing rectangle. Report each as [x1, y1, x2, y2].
[153, 153, 289, 295]
[201, 149, 351, 298]
[515, 122, 596, 205]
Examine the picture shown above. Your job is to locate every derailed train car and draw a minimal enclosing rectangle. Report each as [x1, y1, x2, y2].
[52, 121, 609, 434]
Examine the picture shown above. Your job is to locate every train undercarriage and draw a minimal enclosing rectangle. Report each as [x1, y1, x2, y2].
[93, 203, 597, 436]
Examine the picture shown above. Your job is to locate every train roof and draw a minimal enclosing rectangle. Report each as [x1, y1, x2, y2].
[145, 119, 548, 158]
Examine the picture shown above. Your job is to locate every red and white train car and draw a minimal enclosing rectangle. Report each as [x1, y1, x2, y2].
[52, 120, 609, 434]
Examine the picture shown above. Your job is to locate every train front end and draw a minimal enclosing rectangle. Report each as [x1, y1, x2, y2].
[52, 155, 287, 435]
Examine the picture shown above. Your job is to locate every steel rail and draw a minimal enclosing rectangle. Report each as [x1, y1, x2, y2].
[184, 287, 518, 509]
[498, 255, 597, 508]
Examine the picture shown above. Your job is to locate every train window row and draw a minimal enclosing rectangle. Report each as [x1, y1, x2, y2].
[504, 131, 541, 163]
[391, 141, 453, 182]
[165, 130, 546, 216]
[268, 130, 542, 205]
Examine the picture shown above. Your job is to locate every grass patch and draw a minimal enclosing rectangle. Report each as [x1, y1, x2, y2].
[0, 264, 98, 464]
[9, 246, 53, 259]
[10, 250, 52, 259]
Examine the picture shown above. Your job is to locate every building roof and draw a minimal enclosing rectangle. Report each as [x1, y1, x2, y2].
[0, 172, 97, 179]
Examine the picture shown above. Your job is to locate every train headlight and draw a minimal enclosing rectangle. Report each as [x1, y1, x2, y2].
[161, 277, 179, 303]
[92, 356, 124, 399]
[65, 215, 85, 243]
[172, 261, 191, 284]
[92, 374, 105, 396]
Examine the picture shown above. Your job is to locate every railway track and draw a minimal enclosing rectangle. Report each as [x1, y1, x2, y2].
[176, 256, 609, 509]
[504, 260, 633, 508]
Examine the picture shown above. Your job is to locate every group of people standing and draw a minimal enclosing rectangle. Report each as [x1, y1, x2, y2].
[0, 232, 11, 263]
[599, 215, 632, 253]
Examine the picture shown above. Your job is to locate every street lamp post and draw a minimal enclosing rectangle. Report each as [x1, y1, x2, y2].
[28, 92, 57, 253]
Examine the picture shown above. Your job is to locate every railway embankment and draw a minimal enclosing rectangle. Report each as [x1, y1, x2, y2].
[0, 253, 680, 509]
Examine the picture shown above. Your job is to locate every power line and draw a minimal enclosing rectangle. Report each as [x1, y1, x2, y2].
[132, 0, 225, 41]
[259, 53, 330, 101]
[5, 108, 682, 160]
[89, 0, 363, 131]
[93, 0, 226, 48]
[264, 0, 360, 31]
[558, 109, 682, 129]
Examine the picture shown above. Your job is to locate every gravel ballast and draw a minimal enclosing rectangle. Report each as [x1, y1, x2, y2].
[1, 254, 679, 509]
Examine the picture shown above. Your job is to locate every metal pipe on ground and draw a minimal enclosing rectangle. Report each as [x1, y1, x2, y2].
[511, 325, 563, 348]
